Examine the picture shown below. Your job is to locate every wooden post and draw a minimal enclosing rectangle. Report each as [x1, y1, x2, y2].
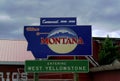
[34, 58, 39, 81]
[34, 73, 39, 81]
[74, 56, 78, 81]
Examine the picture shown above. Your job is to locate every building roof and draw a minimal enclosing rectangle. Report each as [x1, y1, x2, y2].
[90, 59, 120, 72]
[0, 39, 99, 66]
[0, 40, 34, 64]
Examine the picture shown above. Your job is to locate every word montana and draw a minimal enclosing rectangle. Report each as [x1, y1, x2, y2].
[41, 37, 84, 44]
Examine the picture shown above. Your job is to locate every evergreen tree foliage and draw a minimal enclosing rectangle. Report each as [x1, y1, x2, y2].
[99, 36, 120, 65]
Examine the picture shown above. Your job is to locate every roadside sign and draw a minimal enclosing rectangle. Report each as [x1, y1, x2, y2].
[24, 17, 91, 81]
[24, 25, 92, 58]
[24, 17, 92, 58]
[25, 60, 89, 73]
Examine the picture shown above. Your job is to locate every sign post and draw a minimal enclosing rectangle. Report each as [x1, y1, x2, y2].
[34, 73, 39, 81]
[34, 58, 39, 81]
[74, 56, 78, 81]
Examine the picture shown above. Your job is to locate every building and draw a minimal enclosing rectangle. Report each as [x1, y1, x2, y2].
[0, 37, 120, 81]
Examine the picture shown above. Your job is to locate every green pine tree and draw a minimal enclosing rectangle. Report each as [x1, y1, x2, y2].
[99, 36, 120, 65]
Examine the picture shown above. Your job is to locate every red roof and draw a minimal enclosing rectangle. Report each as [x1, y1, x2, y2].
[0, 40, 99, 66]
[0, 40, 34, 62]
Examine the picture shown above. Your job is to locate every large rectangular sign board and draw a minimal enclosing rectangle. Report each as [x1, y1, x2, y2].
[24, 17, 92, 58]
[24, 25, 92, 58]
[25, 60, 89, 73]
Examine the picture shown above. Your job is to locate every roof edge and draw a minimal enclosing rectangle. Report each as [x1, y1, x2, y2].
[0, 61, 24, 65]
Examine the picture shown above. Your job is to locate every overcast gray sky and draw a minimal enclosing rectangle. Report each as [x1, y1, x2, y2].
[0, 0, 120, 40]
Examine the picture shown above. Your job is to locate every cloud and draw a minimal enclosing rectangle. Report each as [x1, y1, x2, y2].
[92, 30, 108, 37]
[0, 0, 120, 39]
[108, 31, 120, 38]
[0, 14, 12, 21]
